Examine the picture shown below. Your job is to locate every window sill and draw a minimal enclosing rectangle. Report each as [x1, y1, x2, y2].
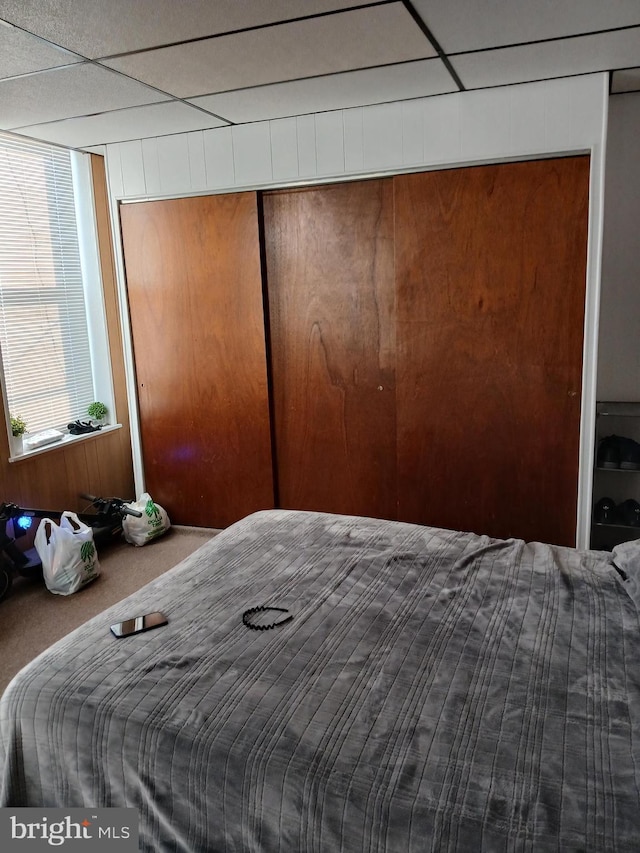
[8, 423, 123, 464]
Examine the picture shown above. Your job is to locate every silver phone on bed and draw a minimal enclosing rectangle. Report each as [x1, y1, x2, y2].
[110, 611, 168, 638]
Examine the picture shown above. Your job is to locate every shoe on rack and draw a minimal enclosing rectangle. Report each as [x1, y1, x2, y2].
[617, 498, 640, 527]
[597, 435, 620, 469]
[593, 496, 617, 525]
[597, 434, 640, 469]
[617, 436, 640, 470]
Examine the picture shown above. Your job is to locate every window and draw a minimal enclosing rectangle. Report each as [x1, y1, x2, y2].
[0, 131, 112, 446]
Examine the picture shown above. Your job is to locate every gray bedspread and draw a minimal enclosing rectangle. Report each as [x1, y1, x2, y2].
[1, 509, 640, 852]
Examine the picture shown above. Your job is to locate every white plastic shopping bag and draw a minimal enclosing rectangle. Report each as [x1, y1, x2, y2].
[122, 492, 170, 546]
[34, 511, 101, 595]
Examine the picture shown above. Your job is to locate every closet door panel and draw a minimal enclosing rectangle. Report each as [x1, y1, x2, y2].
[263, 180, 396, 518]
[121, 193, 274, 528]
[395, 156, 589, 545]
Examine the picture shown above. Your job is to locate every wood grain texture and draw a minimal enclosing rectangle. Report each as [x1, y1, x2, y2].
[394, 156, 589, 545]
[121, 193, 274, 527]
[1, 156, 134, 514]
[90, 154, 135, 501]
[91, 158, 131, 432]
[262, 180, 396, 519]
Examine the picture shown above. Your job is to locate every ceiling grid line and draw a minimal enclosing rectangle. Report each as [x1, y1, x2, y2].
[0, 0, 638, 151]
[97, 1, 397, 61]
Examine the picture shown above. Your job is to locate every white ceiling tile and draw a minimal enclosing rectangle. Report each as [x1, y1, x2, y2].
[611, 67, 640, 93]
[0, 0, 374, 59]
[189, 59, 456, 124]
[413, 0, 640, 53]
[103, 4, 434, 98]
[452, 27, 640, 89]
[1, 1, 636, 145]
[0, 63, 171, 130]
[12, 100, 228, 148]
[0, 20, 80, 78]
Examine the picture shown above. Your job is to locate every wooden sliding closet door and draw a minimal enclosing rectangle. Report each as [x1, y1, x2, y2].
[120, 194, 274, 528]
[395, 156, 589, 545]
[262, 180, 396, 518]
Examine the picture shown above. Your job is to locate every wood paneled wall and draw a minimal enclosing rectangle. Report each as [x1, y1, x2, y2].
[263, 181, 397, 519]
[260, 158, 588, 545]
[0, 155, 135, 512]
[119, 156, 588, 544]
[120, 193, 274, 528]
[394, 158, 589, 544]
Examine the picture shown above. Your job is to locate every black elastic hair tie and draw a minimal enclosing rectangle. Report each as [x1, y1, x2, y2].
[242, 606, 293, 631]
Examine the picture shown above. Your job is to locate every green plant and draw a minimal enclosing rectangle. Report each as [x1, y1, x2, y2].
[10, 415, 27, 436]
[87, 401, 107, 421]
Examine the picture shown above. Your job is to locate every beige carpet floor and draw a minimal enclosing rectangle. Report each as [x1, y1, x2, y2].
[0, 525, 218, 696]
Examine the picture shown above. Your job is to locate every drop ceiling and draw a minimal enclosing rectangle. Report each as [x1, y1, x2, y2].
[0, 0, 639, 151]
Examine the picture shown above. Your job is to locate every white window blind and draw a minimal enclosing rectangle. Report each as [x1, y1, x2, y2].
[0, 132, 94, 435]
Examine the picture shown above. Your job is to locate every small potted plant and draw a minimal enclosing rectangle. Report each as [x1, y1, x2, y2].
[87, 401, 108, 425]
[10, 414, 27, 454]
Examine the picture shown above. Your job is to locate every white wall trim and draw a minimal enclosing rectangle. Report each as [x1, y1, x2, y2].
[576, 75, 609, 549]
[71, 151, 116, 422]
[115, 148, 590, 205]
[104, 74, 609, 545]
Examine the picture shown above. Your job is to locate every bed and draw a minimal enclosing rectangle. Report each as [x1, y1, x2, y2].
[1, 509, 640, 851]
